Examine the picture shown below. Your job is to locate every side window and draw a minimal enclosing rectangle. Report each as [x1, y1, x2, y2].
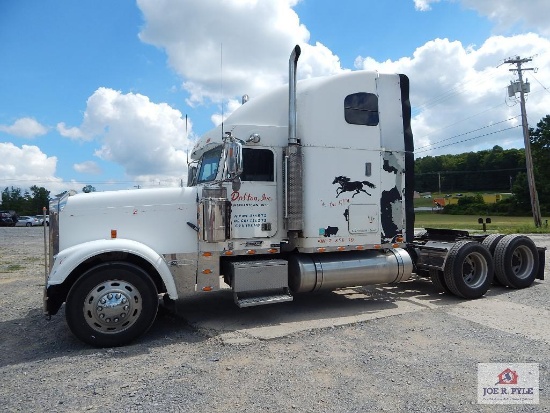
[241, 148, 274, 181]
[196, 146, 222, 183]
[344, 92, 379, 126]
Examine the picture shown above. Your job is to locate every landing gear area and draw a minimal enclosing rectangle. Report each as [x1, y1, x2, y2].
[413, 230, 544, 299]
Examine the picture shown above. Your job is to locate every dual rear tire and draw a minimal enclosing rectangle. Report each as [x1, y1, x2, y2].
[431, 235, 539, 298]
[493, 234, 539, 288]
[442, 241, 493, 299]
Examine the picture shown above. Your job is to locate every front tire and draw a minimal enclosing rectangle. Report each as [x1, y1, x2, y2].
[66, 262, 159, 347]
[443, 241, 493, 299]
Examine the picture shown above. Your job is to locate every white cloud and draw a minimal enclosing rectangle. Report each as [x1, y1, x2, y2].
[137, 0, 342, 110]
[60, 87, 192, 181]
[0, 142, 68, 193]
[414, 0, 440, 11]
[354, 33, 550, 156]
[0, 117, 48, 138]
[210, 99, 242, 127]
[57, 122, 85, 140]
[73, 161, 102, 175]
[461, 0, 550, 36]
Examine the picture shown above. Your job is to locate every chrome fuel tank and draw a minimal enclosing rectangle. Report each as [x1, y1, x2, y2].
[288, 249, 412, 293]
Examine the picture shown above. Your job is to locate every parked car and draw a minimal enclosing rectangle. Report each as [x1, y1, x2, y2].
[0, 217, 15, 227]
[34, 215, 49, 226]
[15, 216, 39, 227]
[0, 211, 17, 226]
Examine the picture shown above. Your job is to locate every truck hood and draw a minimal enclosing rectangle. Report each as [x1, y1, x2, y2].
[58, 187, 199, 254]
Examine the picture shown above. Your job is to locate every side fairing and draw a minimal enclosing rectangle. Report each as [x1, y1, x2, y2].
[380, 151, 406, 242]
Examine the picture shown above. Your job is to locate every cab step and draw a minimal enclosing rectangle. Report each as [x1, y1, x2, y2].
[235, 292, 293, 308]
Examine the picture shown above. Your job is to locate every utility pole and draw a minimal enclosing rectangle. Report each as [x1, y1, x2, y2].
[504, 56, 542, 227]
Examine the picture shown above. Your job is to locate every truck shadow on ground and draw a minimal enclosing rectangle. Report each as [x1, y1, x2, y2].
[173, 275, 530, 341]
[0, 276, 535, 368]
[0, 306, 205, 369]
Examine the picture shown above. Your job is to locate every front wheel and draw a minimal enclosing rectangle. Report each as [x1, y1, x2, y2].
[66, 262, 159, 347]
[443, 241, 493, 299]
[26, 222, 32, 227]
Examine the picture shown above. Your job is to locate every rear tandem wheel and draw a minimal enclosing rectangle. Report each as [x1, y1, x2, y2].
[482, 233, 504, 285]
[443, 241, 494, 299]
[494, 234, 539, 289]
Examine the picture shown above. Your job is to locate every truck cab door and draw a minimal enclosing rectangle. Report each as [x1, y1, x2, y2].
[229, 148, 278, 239]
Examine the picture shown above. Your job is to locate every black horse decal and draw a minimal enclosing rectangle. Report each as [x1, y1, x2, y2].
[332, 176, 376, 198]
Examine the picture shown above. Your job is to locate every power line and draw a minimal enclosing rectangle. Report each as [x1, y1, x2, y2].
[412, 69, 500, 115]
[531, 73, 550, 95]
[415, 125, 521, 154]
[416, 115, 520, 150]
[415, 102, 507, 141]
[416, 167, 526, 176]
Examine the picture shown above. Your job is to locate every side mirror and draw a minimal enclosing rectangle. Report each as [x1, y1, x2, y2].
[187, 165, 198, 187]
[232, 177, 242, 192]
[224, 140, 243, 180]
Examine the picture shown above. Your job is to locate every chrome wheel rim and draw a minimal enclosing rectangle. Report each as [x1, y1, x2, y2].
[462, 252, 488, 288]
[83, 280, 142, 334]
[511, 245, 534, 280]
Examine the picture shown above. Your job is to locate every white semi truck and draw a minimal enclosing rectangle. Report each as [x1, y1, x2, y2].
[44, 46, 545, 347]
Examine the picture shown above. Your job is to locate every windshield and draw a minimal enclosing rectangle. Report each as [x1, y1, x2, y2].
[196, 146, 223, 184]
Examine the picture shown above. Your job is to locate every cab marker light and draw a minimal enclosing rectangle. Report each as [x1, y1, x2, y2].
[246, 250, 256, 255]
[202, 252, 212, 257]
[202, 286, 213, 292]
[111, 230, 117, 239]
[337, 246, 345, 251]
[202, 269, 212, 274]
[317, 247, 326, 253]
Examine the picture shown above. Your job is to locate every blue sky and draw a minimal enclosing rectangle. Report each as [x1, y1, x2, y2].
[1, 0, 550, 193]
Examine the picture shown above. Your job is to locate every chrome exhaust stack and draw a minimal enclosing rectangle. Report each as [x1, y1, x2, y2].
[288, 45, 301, 145]
[283, 45, 303, 232]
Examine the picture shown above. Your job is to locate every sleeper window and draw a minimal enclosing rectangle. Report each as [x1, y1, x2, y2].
[344, 92, 379, 126]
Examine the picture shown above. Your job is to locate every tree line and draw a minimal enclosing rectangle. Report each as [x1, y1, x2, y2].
[1, 186, 51, 217]
[415, 146, 525, 193]
[416, 115, 550, 215]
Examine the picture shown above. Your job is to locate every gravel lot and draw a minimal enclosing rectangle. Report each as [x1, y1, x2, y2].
[0, 227, 548, 412]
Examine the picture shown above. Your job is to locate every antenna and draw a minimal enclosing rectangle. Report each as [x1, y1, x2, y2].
[185, 114, 189, 165]
[220, 42, 224, 138]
